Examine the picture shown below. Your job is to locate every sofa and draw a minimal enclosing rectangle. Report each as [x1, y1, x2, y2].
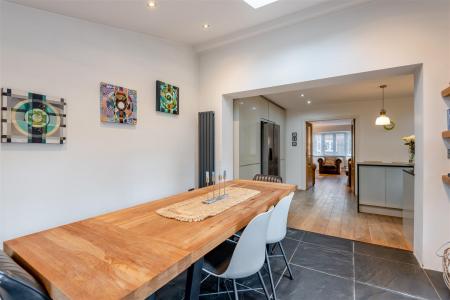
[317, 157, 342, 175]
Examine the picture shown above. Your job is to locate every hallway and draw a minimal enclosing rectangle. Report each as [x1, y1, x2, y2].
[288, 174, 412, 251]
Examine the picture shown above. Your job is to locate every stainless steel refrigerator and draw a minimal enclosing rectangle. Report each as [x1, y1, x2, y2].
[261, 121, 280, 176]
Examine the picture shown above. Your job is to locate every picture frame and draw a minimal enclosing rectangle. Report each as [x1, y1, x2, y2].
[156, 80, 179, 115]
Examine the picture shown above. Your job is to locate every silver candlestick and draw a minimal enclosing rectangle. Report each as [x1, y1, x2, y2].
[218, 174, 222, 196]
[205, 171, 210, 199]
[223, 170, 227, 196]
[211, 171, 215, 199]
[203, 170, 229, 204]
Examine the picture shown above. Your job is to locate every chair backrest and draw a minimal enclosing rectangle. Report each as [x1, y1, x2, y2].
[267, 192, 294, 244]
[0, 251, 50, 300]
[253, 174, 282, 183]
[222, 208, 273, 279]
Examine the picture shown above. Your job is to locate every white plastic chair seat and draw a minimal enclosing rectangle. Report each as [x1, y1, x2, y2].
[266, 192, 294, 244]
[267, 236, 282, 244]
[200, 209, 274, 300]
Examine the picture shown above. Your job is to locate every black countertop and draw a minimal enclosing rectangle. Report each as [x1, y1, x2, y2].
[402, 168, 415, 176]
[358, 161, 414, 167]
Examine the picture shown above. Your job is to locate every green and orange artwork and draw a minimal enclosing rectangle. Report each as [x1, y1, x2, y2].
[156, 80, 179, 115]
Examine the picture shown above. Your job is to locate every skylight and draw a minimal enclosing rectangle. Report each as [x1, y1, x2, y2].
[242, 0, 279, 9]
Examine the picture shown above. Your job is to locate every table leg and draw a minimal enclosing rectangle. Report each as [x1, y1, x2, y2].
[184, 257, 204, 300]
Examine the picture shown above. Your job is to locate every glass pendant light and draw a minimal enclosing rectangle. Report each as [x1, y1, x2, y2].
[375, 84, 391, 126]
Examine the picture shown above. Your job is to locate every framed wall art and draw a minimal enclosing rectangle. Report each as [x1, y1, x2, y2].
[100, 82, 137, 125]
[1, 88, 66, 144]
[156, 80, 179, 115]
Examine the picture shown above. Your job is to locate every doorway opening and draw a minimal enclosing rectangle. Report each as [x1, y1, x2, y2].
[305, 119, 356, 193]
[228, 66, 417, 251]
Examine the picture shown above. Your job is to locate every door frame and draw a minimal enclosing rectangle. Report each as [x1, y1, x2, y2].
[305, 121, 314, 189]
[304, 116, 358, 192]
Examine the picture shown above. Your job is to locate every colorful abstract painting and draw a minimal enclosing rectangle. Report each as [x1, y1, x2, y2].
[156, 80, 179, 115]
[100, 82, 137, 125]
[1, 88, 66, 144]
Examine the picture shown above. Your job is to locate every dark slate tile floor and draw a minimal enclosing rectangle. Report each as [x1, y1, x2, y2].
[424, 269, 450, 300]
[156, 228, 447, 300]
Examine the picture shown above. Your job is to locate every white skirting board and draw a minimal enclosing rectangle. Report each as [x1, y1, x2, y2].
[359, 205, 403, 218]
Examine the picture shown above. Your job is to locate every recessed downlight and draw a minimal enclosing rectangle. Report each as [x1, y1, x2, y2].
[147, 0, 156, 8]
[203, 23, 210, 29]
[300, 93, 305, 97]
[307, 100, 312, 104]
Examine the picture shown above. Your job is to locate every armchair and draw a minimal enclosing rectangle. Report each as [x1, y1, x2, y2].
[317, 157, 342, 175]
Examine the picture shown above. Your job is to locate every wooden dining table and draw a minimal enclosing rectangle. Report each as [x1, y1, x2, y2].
[4, 179, 296, 300]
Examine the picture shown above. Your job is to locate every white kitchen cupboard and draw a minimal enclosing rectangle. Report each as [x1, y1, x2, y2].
[358, 162, 413, 217]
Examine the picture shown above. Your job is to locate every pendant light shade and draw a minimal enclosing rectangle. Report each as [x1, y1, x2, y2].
[375, 84, 390, 126]
[375, 110, 391, 125]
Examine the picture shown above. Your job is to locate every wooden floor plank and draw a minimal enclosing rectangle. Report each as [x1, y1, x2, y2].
[288, 174, 412, 251]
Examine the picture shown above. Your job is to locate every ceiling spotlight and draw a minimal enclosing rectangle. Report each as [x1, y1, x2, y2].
[300, 93, 305, 97]
[147, 0, 156, 8]
[307, 100, 312, 104]
[203, 24, 210, 29]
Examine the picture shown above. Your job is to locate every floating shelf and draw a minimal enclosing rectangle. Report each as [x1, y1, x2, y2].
[442, 175, 450, 185]
[443, 86, 450, 97]
[442, 131, 450, 138]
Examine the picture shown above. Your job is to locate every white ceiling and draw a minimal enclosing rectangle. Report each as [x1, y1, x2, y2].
[8, 0, 366, 49]
[265, 74, 414, 110]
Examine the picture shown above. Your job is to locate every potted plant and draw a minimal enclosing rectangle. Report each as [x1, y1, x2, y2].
[402, 135, 415, 164]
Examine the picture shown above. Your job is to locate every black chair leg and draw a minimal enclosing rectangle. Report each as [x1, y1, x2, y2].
[233, 279, 238, 300]
[270, 243, 277, 255]
[279, 241, 294, 280]
[265, 249, 277, 300]
[145, 294, 156, 300]
[257, 271, 271, 300]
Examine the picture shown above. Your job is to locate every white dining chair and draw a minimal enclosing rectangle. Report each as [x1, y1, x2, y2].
[200, 208, 273, 300]
[265, 192, 295, 300]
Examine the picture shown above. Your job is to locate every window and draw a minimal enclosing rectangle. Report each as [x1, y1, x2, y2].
[324, 134, 334, 154]
[313, 131, 352, 157]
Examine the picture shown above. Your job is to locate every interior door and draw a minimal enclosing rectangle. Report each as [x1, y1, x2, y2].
[351, 119, 356, 194]
[305, 121, 314, 189]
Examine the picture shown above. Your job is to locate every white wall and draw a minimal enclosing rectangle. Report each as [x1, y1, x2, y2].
[287, 97, 414, 189]
[0, 3, 199, 244]
[312, 124, 352, 134]
[199, 0, 450, 270]
[233, 96, 286, 180]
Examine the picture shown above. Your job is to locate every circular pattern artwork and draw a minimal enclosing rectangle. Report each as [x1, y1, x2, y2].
[100, 82, 137, 125]
[12, 100, 61, 136]
[1, 88, 66, 144]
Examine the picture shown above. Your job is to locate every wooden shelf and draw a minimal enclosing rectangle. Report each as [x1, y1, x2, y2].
[443, 86, 450, 97]
[442, 131, 450, 138]
[442, 175, 450, 185]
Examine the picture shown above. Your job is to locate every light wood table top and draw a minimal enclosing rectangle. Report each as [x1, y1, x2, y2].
[4, 180, 296, 300]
